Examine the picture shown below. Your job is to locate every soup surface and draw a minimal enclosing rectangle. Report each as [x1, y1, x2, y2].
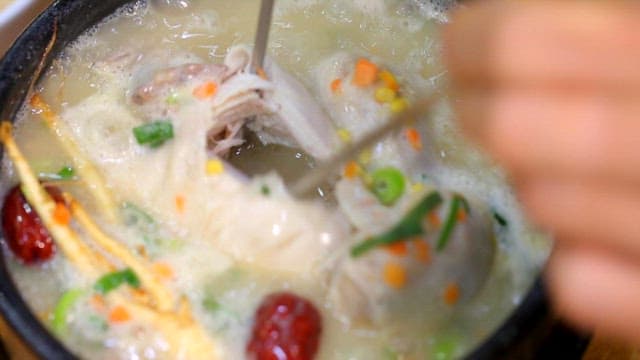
[1, 0, 550, 359]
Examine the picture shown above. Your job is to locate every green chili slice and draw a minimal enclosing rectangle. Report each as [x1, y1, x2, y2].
[370, 167, 406, 206]
[94, 268, 140, 294]
[133, 120, 174, 148]
[351, 191, 443, 257]
[436, 195, 467, 252]
[51, 289, 85, 334]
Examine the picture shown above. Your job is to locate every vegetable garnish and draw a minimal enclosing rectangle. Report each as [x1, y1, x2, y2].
[94, 268, 141, 295]
[353, 58, 378, 87]
[152, 262, 174, 280]
[193, 81, 218, 99]
[133, 121, 174, 148]
[414, 240, 432, 264]
[390, 97, 409, 113]
[436, 195, 470, 252]
[351, 191, 443, 257]
[175, 195, 186, 213]
[51, 289, 85, 334]
[493, 211, 508, 227]
[405, 128, 423, 150]
[261, 185, 271, 196]
[205, 159, 225, 175]
[385, 242, 408, 257]
[337, 128, 352, 143]
[108, 305, 131, 323]
[57, 166, 75, 180]
[375, 87, 396, 103]
[256, 67, 268, 80]
[330, 78, 342, 93]
[343, 161, 361, 179]
[443, 282, 461, 306]
[52, 202, 71, 225]
[378, 70, 400, 91]
[165, 92, 179, 105]
[370, 167, 406, 206]
[383, 262, 407, 289]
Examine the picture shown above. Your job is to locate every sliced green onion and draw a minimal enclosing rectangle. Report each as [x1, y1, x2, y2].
[493, 211, 508, 227]
[133, 120, 174, 148]
[436, 195, 467, 252]
[94, 268, 140, 294]
[260, 185, 271, 196]
[122, 202, 155, 231]
[51, 289, 85, 334]
[370, 167, 406, 206]
[203, 297, 221, 312]
[432, 336, 460, 360]
[57, 166, 75, 180]
[351, 191, 443, 257]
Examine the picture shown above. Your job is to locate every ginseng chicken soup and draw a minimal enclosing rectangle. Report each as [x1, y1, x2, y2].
[0, 0, 550, 359]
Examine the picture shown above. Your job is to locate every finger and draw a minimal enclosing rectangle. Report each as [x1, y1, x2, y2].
[443, 0, 640, 91]
[546, 245, 640, 345]
[455, 91, 640, 183]
[518, 179, 640, 258]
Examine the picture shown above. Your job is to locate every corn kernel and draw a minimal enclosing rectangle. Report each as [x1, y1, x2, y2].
[411, 182, 425, 193]
[337, 128, 352, 143]
[375, 87, 396, 103]
[205, 159, 225, 175]
[379, 70, 400, 91]
[358, 149, 372, 165]
[390, 98, 409, 113]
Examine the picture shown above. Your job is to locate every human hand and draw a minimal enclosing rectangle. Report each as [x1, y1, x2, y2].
[443, 0, 640, 345]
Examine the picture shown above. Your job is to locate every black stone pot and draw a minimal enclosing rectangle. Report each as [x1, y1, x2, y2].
[0, 1, 590, 359]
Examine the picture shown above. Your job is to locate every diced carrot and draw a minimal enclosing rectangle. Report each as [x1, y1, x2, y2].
[383, 262, 407, 289]
[90, 294, 106, 312]
[385, 242, 408, 257]
[427, 211, 441, 227]
[152, 262, 174, 280]
[343, 161, 360, 179]
[457, 208, 467, 222]
[330, 78, 343, 93]
[52, 202, 71, 225]
[414, 240, 432, 264]
[193, 81, 218, 99]
[108, 305, 131, 323]
[405, 128, 423, 150]
[443, 282, 461, 306]
[257, 67, 268, 80]
[175, 195, 186, 214]
[352, 58, 378, 87]
[378, 70, 400, 91]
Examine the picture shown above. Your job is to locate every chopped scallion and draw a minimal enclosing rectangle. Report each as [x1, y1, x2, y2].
[133, 120, 174, 148]
[370, 167, 406, 206]
[351, 191, 443, 257]
[51, 289, 85, 334]
[94, 268, 140, 294]
[261, 185, 271, 196]
[57, 166, 75, 180]
[436, 195, 467, 252]
[493, 211, 508, 227]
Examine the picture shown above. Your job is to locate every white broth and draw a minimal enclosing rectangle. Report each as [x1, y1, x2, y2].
[1, 0, 550, 359]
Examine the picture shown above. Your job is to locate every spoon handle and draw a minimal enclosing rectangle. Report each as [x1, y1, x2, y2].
[251, 0, 276, 73]
[290, 94, 440, 198]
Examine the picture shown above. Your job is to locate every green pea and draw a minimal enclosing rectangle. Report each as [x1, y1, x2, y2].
[370, 167, 406, 206]
[432, 336, 460, 360]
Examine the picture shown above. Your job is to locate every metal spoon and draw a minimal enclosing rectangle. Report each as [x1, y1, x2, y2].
[251, 0, 276, 74]
[289, 94, 440, 197]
